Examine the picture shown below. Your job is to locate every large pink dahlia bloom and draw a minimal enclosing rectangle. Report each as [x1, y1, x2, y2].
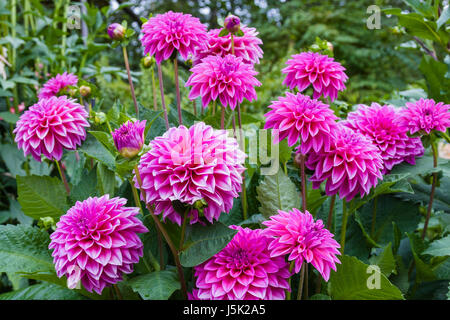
[263, 208, 340, 281]
[192, 226, 291, 300]
[306, 125, 383, 200]
[343, 103, 424, 174]
[186, 54, 261, 110]
[140, 11, 208, 64]
[135, 122, 246, 225]
[399, 98, 450, 135]
[49, 195, 148, 294]
[38, 72, 78, 99]
[264, 92, 338, 153]
[193, 26, 263, 65]
[111, 120, 147, 158]
[282, 52, 348, 101]
[13, 96, 89, 162]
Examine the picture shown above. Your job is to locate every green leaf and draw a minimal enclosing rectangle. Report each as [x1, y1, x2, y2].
[88, 131, 116, 154]
[70, 169, 98, 203]
[0, 111, 19, 124]
[0, 144, 26, 177]
[180, 222, 238, 267]
[419, 56, 450, 101]
[128, 270, 180, 300]
[218, 28, 229, 37]
[309, 294, 331, 300]
[369, 243, 397, 277]
[424, 235, 450, 257]
[0, 283, 86, 300]
[17, 175, 69, 220]
[403, 0, 434, 18]
[407, 233, 436, 282]
[437, 5, 450, 30]
[96, 163, 116, 196]
[256, 168, 300, 219]
[328, 255, 404, 300]
[80, 135, 116, 170]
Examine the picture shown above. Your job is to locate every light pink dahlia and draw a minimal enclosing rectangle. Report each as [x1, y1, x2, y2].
[264, 92, 338, 153]
[135, 122, 246, 225]
[13, 96, 89, 162]
[49, 195, 148, 294]
[186, 54, 261, 110]
[38, 72, 78, 99]
[194, 26, 263, 65]
[282, 52, 348, 101]
[192, 226, 291, 300]
[343, 103, 424, 174]
[399, 98, 450, 135]
[140, 11, 208, 64]
[111, 120, 147, 158]
[306, 125, 383, 200]
[263, 208, 340, 281]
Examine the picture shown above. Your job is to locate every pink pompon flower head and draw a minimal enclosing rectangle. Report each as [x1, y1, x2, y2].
[343, 103, 424, 174]
[263, 209, 341, 281]
[264, 92, 338, 153]
[399, 98, 450, 135]
[306, 125, 383, 200]
[112, 120, 147, 158]
[38, 72, 78, 99]
[186, 54, 261, 110]
[282, 52, 348, 101]
[192, 226, 291, 300]
[140, 11, 208, 64]
[135, 122, 246, 226]
[49, 195, 148, 295]
[194, 26, 263, 65]
[13, 96, 89, 162]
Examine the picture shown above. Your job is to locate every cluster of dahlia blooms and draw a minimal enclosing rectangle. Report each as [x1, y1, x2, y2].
[38, 72, 78, 99]
[134, 122, 246, 225]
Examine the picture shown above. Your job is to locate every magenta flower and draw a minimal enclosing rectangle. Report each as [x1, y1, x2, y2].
[264, 92, 338, 153]
[107, 23, 125, 40]
[111, 120, 147, 158]
[192, 226, 291, 300]
[263, 208, 340, 281]
[194, 26, 263, 65]
[135, 122, 246, 225]
[224, 15, 241, 33]
[13, 96, 89, 162]
[186, 54, 261, 110]
[38, 72, 78, 99]
[140, 11, 208, 64]
[399, 98, 450, 135]
[49, 195, 148, 294]
[282, 52, 348, 101]
[306, 125, 383, 200]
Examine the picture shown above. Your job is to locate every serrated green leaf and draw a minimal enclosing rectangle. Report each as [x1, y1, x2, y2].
[424, 235, 450, 257]
[0, 283, 86, 300]
[79, 135, 116, 170]
[97, 163, 115, 196]
[128, 270, 180, 300]
[369, 243, 397, 277]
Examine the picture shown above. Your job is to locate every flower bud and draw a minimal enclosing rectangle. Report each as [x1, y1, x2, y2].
[111, 120, 147, 158]
[94, 111, 106, 125]
[224, 15, 241, 34]
[327, 41, 334, 52]
[142, 56, 155, 69]
[107, 23, 126, 41]
[79, 85, 91, 97]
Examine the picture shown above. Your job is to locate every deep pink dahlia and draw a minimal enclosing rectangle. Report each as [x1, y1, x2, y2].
[194, 26, 263, 65]
[282, 52, 348, 101]
[399, 98, 450, 135]
[135, 122, 246, 225]
[186, 54, 261, 110]
[263, 208, 340, 281]
[49, 195, 148, 294]
[38, 72, 78, 99]
[264, 92, 338, 153]
[343, 103, 424, 173]
[111, 120, 147, 158]
[13, 96, 89, 162]
[306, 125, 383, 200]
[140, 11, 208, 64]
[193, 226, 291, 300]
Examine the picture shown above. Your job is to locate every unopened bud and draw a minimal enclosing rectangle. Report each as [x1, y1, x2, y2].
[107, 23, 126, 41]
[224, 15, 241, 34]
[79, 85, 91, 97]
[142, 56, 155, 69]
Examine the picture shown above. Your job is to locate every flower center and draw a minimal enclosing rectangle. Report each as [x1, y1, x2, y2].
[232, 248, 249, 265]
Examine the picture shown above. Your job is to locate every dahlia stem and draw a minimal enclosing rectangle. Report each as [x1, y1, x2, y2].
[55, 160, 70, 195]
[232, 111, 237, 138]
[173, 57, 182, 125]
[179, 209, 189, 250]
[220, 106, 226, 129]
[421, 140, 438, 240]
[340, 200, 348, 254]
[231, 34, 235, 55]
[122, 46, 139, 119]
[113, 284, 123, 300]
[151, 67, 158, 111]
[193, 99, 197, 117]
[299, 154, 307, 212]
[212, 100, 216, 116]
[440, 131, 450, 143]
[237, 105, 248, 221]
[129, 179, 143, 213]
[134, 164, 187, 298]
[157, 63, 170, 130]
[370, 196, 378, 238]
[326, 194, 336, 230]
[286, 261, 295, 300]
[297, 263, 306, 300]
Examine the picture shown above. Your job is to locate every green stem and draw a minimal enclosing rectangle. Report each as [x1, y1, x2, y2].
[55, 160, 70, 195]
[151, 67, 158, 111]
[297, 264, 306, 300]
[299, 154, 307, 212]
[220, 105, 226, 129]
[421, 140, 438, 240]
[113, 284, 123, 300]
[340, 200, 348, 254]
[157, 63, 170, 130]
[370, 196, 378, 238]
[173, 57, 182, 125]
[61, 0, 68, 69]
[122, 46, 139, 119]
[129, 179, 143, 213]
[236, 105, 248, 220]
[179, 209, 188, 250]
[439, 130, 450, 143]
[286, 261, 295, 300]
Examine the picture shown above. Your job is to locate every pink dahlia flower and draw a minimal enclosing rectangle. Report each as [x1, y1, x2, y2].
[263, 208, 340, 281]
[399, 98, 450, 135]
[192, 226, 291, 300]
[135, 122, 246, 225]
[186, 54, 261, 110]
[49, 195, 148, 294]
[343, 103, 424, 174]
[306, 125, 383, 200]
[282, 52, 348, 101]
[264, 92, 338, 153]
[112, 120, 147, 158]
[13, 96, 89, 162]
[194, 26, 263, 65]
[38, 72, 78, 99]
[140, 11, 208, 64]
